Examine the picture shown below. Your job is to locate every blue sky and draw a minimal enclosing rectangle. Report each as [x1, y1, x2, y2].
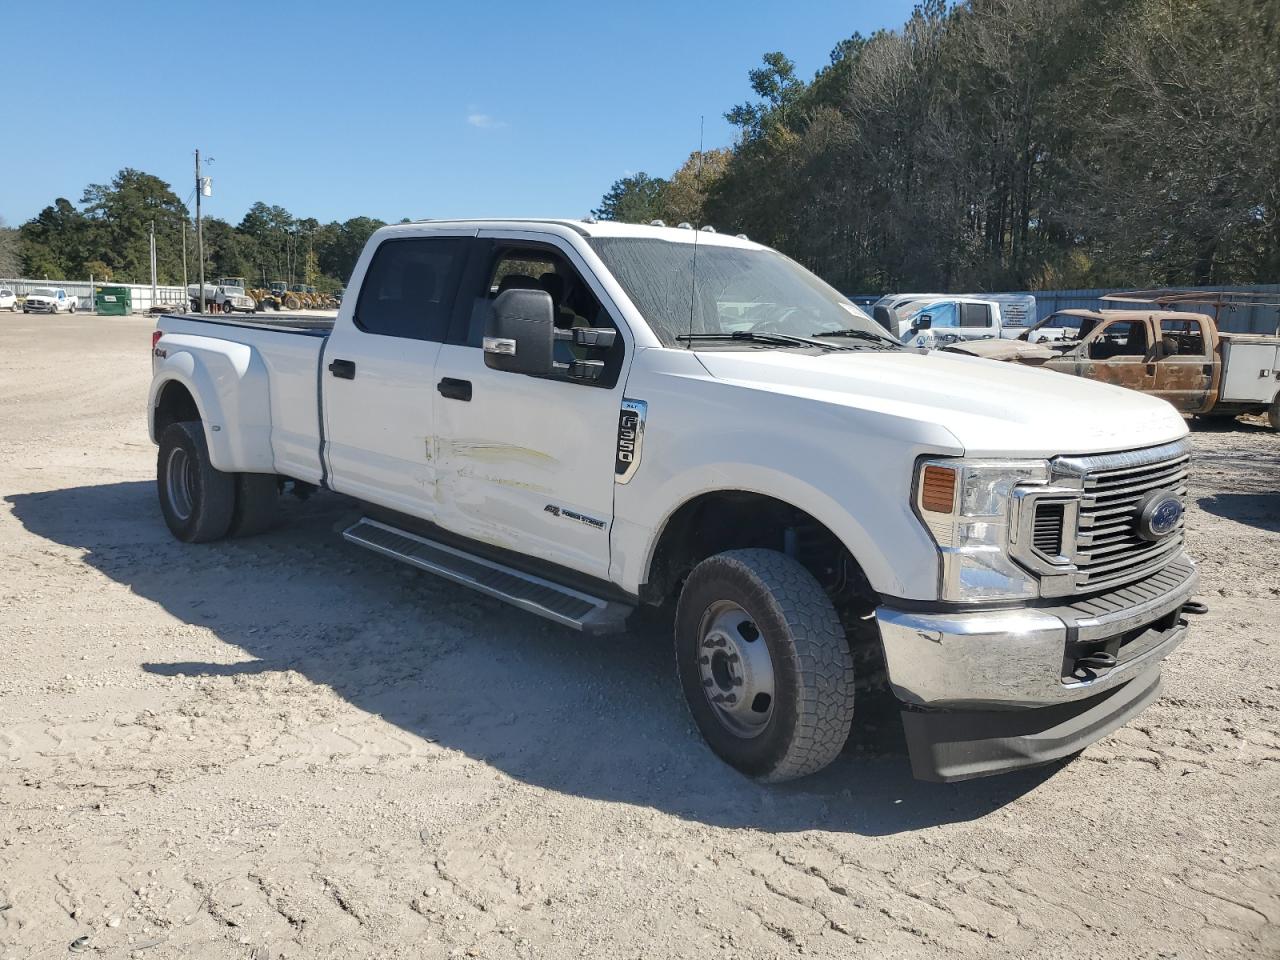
[2, 0, 917, 227]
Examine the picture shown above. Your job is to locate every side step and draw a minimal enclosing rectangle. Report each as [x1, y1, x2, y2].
[342, 518, 633, 635]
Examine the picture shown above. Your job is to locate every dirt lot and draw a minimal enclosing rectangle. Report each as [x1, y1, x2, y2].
[1, 313, 1277, 960]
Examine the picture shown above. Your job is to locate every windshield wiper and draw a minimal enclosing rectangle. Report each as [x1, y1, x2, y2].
[811, 328, 901, 349]
[676, 331, 856, 351]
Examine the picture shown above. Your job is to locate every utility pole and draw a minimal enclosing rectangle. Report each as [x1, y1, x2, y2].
[181, 218, 188, 312]
[195, 149, 205, 313]
[149, 220, 158, 309]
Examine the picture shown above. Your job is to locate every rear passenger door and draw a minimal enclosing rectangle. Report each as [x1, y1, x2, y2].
[322, 230, 473, 517]
[957, 301, 995, 340]
[1152, 317, 1213, 411]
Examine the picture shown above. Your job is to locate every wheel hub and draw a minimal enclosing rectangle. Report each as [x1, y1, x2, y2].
[166, 447, 195, 521]
[697, 601, 775, 738]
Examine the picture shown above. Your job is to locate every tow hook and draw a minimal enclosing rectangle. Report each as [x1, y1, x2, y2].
[1075, 651, 1119, 671]
[1182, 600, 1209, 615]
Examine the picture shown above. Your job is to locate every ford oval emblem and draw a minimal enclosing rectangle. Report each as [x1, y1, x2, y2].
[1136, 490, 1184, 541]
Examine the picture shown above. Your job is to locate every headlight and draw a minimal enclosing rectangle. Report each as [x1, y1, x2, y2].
[914, 458, 1049, 601]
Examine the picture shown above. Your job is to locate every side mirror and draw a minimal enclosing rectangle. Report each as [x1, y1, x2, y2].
[916, 313, 933, 329]
[484, 288, 556, 375]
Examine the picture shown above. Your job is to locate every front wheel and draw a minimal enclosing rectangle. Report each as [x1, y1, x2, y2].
[157, 421, 236, 542]
[675, 549, 856, 782]
[1269, 395, 1279, 431]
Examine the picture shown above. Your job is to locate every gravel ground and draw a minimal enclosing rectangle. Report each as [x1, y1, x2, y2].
[1, 313, 1277, 960]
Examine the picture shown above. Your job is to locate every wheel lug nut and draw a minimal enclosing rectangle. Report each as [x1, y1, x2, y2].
[728, 653, 739, 663]
[699, 656, 710, 665]
[724, 694, 737, 704]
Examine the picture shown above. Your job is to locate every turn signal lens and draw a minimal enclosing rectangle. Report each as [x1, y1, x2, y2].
[920, 465, 956, 514]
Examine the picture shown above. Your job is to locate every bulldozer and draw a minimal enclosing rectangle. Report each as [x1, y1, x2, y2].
[290, 283, 340, 310]
[250, 281, 303, 311]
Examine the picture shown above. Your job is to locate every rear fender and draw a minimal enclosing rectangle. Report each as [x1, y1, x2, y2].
[148, 336, 274, 473]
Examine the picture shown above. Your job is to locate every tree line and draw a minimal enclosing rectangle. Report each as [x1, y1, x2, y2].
[13, 168, 392, 293]
[595, 0, 1278, 294]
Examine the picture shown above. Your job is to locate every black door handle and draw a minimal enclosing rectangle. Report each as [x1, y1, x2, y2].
[328, 359, 356, 379]
[438, 377, 472, 401]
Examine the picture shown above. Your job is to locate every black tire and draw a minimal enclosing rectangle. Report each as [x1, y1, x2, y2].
[675, 549, 856, 782]
[228, 472, 280, 538]
[1269, 395, 1279, 432]
[157, 421, 236, 543]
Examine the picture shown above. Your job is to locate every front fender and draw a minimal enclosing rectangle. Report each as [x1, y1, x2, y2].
[148, 335, 274, 473]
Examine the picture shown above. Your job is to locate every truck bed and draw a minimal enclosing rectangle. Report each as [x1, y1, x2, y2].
[159, 312, 335, 336]
[156, 312, 331, 484]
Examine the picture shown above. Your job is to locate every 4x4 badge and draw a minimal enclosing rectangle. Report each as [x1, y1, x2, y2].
[615, 399, 647, 484]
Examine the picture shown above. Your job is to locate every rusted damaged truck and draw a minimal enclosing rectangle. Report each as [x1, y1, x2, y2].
[947, 290, 1280, 429]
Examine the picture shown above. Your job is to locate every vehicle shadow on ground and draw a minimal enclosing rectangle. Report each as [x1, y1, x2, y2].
[1196, 493, 1280, 532]
[7, 481, 1060, 836]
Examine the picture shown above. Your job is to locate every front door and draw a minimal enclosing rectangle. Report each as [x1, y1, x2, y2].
[322, 231, 473, 518]
[1152, 316, 1213, 412]
[1047, 316, 1157, 394]
[430, 232, 631, 580]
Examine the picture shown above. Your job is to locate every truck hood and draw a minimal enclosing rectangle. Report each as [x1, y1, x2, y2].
[693, 348, 1188, 457]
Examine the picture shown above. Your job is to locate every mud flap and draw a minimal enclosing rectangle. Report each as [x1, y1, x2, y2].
[901, 669, 1162, 783]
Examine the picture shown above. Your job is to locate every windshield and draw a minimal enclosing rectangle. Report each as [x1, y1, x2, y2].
[31, 288, 57, 297]
[587, 237, 884, 348]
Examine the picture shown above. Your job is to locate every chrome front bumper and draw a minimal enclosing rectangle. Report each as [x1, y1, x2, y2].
[875, 556, 1197, 710]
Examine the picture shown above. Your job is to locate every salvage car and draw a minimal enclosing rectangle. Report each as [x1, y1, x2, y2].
[948, 306, 1280, 429]
[0, 287, 16, 311]
[148, 218, 1202, 784]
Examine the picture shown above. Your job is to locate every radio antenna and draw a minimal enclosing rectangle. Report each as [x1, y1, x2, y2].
[686, 115, 705, 346]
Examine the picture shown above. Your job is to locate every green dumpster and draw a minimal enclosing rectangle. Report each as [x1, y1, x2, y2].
[95, 286, 132, 316]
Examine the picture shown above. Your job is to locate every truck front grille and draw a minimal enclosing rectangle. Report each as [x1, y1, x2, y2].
[1062, 442, 1190, 591]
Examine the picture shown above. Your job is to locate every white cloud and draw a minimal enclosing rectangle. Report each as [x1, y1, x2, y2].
[466, 112, 505, 129]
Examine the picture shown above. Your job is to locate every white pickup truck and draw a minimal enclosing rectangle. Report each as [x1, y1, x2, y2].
[23, 286, 78, 314]
[149, 219, 1200, 784]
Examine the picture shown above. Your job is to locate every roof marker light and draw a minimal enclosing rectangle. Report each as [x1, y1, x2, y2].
[677, 222, 694, 230]
[650, 219, 666, 227]
[700, 225, 716, 233]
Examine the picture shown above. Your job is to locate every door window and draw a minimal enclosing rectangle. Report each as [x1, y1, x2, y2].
[1088, 320, 1149, 360]
[464, 243, 623, 387]
[1159, 318, 1207, 357]
[959, 302, 992, 328]
[354, 237, 467, 341]
[914, 302, 957, 328]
